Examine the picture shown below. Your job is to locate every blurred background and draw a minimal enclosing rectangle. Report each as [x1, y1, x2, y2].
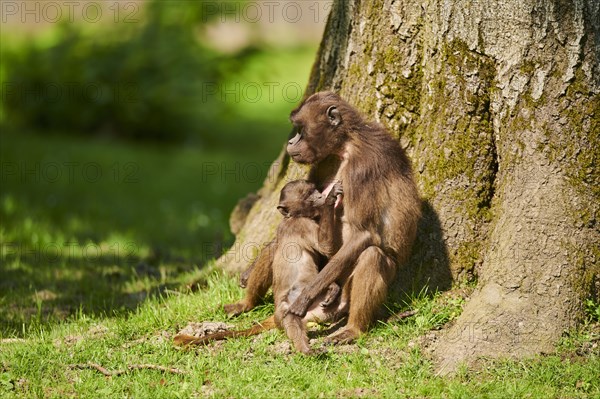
[0, 0, 327, 334]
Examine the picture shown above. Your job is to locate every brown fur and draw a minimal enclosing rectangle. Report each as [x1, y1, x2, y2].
[177, 180, 344, 353]
[226, 157, 345, 315]
[271, 180, 345, 353]
[230, 91, 421, 344]
[285, 91, 422, 343]
[224, 239, 274, 316]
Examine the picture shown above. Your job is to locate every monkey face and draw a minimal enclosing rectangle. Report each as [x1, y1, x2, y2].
[287, 92, 345, 164]
[277, 180, 320, 218]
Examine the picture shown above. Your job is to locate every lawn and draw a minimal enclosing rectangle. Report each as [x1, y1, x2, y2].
[0, 47, 599, 399]
[0, 44, 315, 336]
[1, 131, 599, 398]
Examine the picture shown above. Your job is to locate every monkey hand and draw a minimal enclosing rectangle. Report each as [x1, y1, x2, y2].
[287, 291, 311, 318]
[239, 264, 253, 288]
[325, 181, 343, 206]
[320, 283, 341, 307]
[223, 301, 251, 317]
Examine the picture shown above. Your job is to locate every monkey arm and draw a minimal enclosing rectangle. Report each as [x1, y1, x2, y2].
[316, 182, 343, 257]
[316, 203, 337, 258]
[287, 230, 373, 317]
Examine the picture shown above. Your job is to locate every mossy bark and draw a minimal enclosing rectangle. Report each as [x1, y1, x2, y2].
[218, 0, 600, 371]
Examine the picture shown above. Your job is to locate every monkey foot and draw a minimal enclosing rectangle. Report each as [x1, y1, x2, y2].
[324, 326, 361, 345]
[223, 302, 250, 317]
[294, 344, 313, 355]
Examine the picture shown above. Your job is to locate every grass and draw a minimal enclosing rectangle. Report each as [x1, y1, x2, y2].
[1, 266, 598, 398]
[0, 42, 317, 337]
[1, 126, 599, 399]
[0, 48, 598, 399]
[0, 128, 282, 336]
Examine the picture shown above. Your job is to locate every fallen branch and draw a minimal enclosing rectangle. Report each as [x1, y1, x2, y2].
[387, 309, 418, 322]
[69, 362, 186, 376]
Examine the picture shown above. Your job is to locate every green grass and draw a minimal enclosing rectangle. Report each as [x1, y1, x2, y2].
[1, 74, 599, 397]
[1, 132, 599, 399]
[1, 267, 598, 398]
[0, 127, 284, 336]
[0, 42, 318, 338]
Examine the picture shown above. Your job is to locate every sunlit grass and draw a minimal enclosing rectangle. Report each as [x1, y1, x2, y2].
[0, 130, 598, 398]
[0, 128, 280, 336]
[0, 43, 598, 397]
[0, 38, 317, 337]
[1, 269, 598, 398]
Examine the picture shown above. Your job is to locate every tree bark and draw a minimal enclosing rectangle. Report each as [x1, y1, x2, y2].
[217, 0, 599, 372]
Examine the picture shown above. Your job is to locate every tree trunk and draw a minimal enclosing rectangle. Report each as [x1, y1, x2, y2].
[217, 0, 599, 371]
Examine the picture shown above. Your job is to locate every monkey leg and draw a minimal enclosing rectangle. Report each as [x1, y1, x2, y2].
[275, 300, 312, 354]
[325, 246, 395, 344]
[287, 230, 373, 318]
[224, 244, 274, 316]
[239, 240, 276, 288]
[281, 314, 311, 354]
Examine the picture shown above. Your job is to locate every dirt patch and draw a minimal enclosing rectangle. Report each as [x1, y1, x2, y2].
[54, 323, 112, 347]
[123, 330, 173, 348]
[176, 321, 234, 337]
[32, 290, 57, 301]
[268, 341, 293, 355]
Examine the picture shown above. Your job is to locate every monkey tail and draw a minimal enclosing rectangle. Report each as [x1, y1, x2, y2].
[173, 316, 277, 346]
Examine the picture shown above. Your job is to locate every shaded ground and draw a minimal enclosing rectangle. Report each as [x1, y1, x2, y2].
[0, 128, 281, 335]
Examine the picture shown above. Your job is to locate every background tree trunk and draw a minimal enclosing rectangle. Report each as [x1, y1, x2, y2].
[218, 0, 599, 371]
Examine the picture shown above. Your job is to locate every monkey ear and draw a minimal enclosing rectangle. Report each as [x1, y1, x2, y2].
[277, 206, 290, 217]
[326, 106, 341, 126]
